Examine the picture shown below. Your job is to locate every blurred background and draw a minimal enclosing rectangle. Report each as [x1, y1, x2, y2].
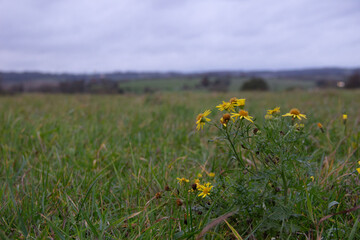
[1, 0, 360, 94]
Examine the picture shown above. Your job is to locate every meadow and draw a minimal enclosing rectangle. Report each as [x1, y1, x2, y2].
[119, 77, 315, 93]
[0, 90, 359, 239]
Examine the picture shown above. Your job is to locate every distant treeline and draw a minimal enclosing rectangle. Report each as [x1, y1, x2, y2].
[0, 76, 233, 94]
[0, 71, 359, 95]
[1, 67, 359, 84]
[0, 79, 123, 94]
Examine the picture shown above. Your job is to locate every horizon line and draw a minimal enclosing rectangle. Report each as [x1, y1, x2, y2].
[1, 66, 360, 75]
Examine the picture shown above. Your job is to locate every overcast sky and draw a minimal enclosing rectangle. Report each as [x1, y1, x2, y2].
[0, 0, 359, 73]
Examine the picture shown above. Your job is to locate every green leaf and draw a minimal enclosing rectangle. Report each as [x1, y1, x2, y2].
[328, 201, 340, 209]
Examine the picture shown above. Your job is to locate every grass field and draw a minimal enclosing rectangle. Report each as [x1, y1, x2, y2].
[0, 90, 359, 239]
[119, 78, 315, 93]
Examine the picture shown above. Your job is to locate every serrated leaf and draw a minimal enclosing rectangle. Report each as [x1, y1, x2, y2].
[269, 206, 292, 221]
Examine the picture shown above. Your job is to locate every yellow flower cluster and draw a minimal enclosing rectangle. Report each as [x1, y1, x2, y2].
[195, 96, 309, 131]
[195, 97, 252, 130]
[177, 172, 215, 198]
[357, 161, 360, 174]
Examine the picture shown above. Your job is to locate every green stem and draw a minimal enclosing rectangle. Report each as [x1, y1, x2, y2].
[226, 129, 244, 168]
[281, 169, 288, 205]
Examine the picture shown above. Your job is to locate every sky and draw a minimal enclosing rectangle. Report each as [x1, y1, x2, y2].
[0, 0, 360, 73]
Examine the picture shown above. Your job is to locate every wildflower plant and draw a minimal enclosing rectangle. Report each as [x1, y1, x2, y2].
[192, 97, 360, 239]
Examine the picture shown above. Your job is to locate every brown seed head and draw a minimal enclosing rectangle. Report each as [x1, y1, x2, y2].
[191, 183, 197, 190]
[164, 185, 171, 191]
[176, 199, 183, 206]
[223, 113, 231, 121]
[155, 192, 162, 199]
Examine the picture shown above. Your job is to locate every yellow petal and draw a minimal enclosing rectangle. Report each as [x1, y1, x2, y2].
[244, 116, 254, 123]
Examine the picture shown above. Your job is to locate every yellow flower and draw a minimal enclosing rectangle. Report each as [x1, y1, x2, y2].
[358, 161, 360, 165]
[220, 113, 231, 127]
[231, 110, 254, 123]
[357, 168, 360, 174]
[197, 173, 203, 178]
[236, 98, 246, 107]
[194, 179, 200, 184]
[310, 176, 314, 182]
[343, 114, 348, 120]
[230, 97, 246, 107]
[282, 108, 306, 120]
[196, 110, 211, 131]
[208, 172, 215, 178]
[177, 177, 189, 184]
[265, 107, 280, 119]
[267, 107, 280, 115]
[216, 101, 235, 112]
[197, 182, 213, 198]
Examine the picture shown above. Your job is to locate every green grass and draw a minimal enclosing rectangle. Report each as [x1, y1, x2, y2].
[0, 90, 359, 239]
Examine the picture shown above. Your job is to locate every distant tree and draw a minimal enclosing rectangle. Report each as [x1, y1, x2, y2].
[59, 80, 85, 93]
[316, 79, 328, 88]
[87, 79, 119, 94]
[345, 72, 360, 89]
[241, 77, 269, 91]
[209, 77, 231, 92]
[201, 76, 210, 87]
[182, 84, 190, 90]
[118, 87, 125, 94]
[144, 86, 155, 94]
[8, 83, 24, 94]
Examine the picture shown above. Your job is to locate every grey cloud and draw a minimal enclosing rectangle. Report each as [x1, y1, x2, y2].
[0, 0, 359, 72]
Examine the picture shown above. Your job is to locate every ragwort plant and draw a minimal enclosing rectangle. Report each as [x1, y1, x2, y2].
[193, 97, 360, 239]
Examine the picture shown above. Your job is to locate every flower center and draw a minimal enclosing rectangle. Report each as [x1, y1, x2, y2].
[239, 110, 249, 117]
[223, 113, 231, 121]
[197, 114, 204, 121]
[290, 108, 300, 115]
[202, 188, 210, 194]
